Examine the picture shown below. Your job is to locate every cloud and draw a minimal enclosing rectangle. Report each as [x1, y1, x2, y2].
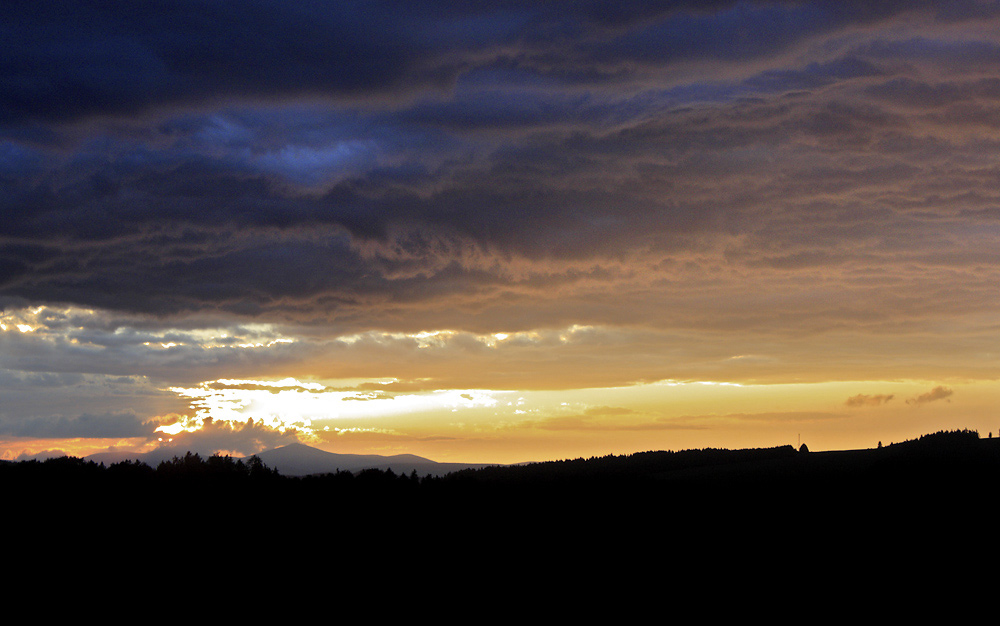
[153, 417, 301, 457]
[0, 1, 443, 125]
[583, 406, 637, 417]
[906, 386, 954, 406]
[1, 1, 999, 412]
[845, 393, 895, 407]
[14, 449, 72, 462]
[530, 414, 689, 432]
[694, 411, 847, 423]
[0, 411, 157, 439]
[4, 1, 951, 128]
[529, 408, 847, 432]
[342, 390, 394, 401]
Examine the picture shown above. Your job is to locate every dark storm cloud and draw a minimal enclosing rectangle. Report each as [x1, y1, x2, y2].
[1, 0, 428, 125]
[2, 0, 1000, 330]
[0, 0, 949, 127]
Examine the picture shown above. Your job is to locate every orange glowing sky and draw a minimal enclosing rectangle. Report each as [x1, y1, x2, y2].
[1, 2, 998, 464]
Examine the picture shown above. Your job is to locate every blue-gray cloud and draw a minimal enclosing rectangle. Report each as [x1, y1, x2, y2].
[0, 410, 156, 439]
[0, 1, 954, 127]
[1, 0, 999, 353]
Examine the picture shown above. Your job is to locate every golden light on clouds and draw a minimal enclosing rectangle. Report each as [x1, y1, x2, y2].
[2, 303, 999, 463]
[145, 373, 1000, 464]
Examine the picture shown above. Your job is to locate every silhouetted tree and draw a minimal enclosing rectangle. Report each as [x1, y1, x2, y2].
[245, 454, 278, 480]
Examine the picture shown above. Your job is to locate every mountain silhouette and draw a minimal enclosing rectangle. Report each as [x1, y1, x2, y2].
[253, 442, 496, 477]
[10, 429, 992, 592]
[84, 442, 495, 476]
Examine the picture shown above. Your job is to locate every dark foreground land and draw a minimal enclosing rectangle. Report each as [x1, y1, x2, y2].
[4, 429, 998, 596]
[5, 429, 997, 525]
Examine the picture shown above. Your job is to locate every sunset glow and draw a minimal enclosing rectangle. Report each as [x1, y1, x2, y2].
[2, 2, 999, 465]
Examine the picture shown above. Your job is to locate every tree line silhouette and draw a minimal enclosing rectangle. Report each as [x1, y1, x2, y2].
[4, 429, 998, 532]
[4, 429, 998, 491]
[5, 429, 994, 596]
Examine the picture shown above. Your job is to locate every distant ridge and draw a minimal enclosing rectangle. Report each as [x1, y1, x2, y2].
[84, 442, 498, 477]
[11, 429, 997, 569]
[76, 429, 1000, 481]
[253, 442, 497, 477]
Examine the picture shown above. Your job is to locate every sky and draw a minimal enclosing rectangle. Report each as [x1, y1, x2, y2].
[1, 1, 998, 464]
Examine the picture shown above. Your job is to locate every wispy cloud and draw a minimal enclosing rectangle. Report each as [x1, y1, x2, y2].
[846, 393, 895, 407]
[906, 386, 954, 406]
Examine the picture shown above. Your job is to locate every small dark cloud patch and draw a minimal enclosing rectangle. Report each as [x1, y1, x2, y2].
[845, 393, 894, 407]
[906, 386, 954, 406]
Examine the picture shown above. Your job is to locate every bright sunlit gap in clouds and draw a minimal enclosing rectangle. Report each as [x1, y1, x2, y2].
[149, 373, 1000, 464]
[164, 376, 504, 432]
[2, 304, 999, 463]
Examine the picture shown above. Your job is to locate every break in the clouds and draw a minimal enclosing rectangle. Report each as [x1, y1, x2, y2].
[2, 2, 999, 460]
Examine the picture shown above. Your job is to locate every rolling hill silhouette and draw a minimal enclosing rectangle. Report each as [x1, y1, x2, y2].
[65, 427, 1000, 487]
[7, 429, 996, 561]
[83, 441, 496, 476]
[252, 442, 496, 476]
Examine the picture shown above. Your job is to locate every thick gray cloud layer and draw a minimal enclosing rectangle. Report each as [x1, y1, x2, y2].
[2, 1, 998, 401]
[3, 1, 937, 124]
